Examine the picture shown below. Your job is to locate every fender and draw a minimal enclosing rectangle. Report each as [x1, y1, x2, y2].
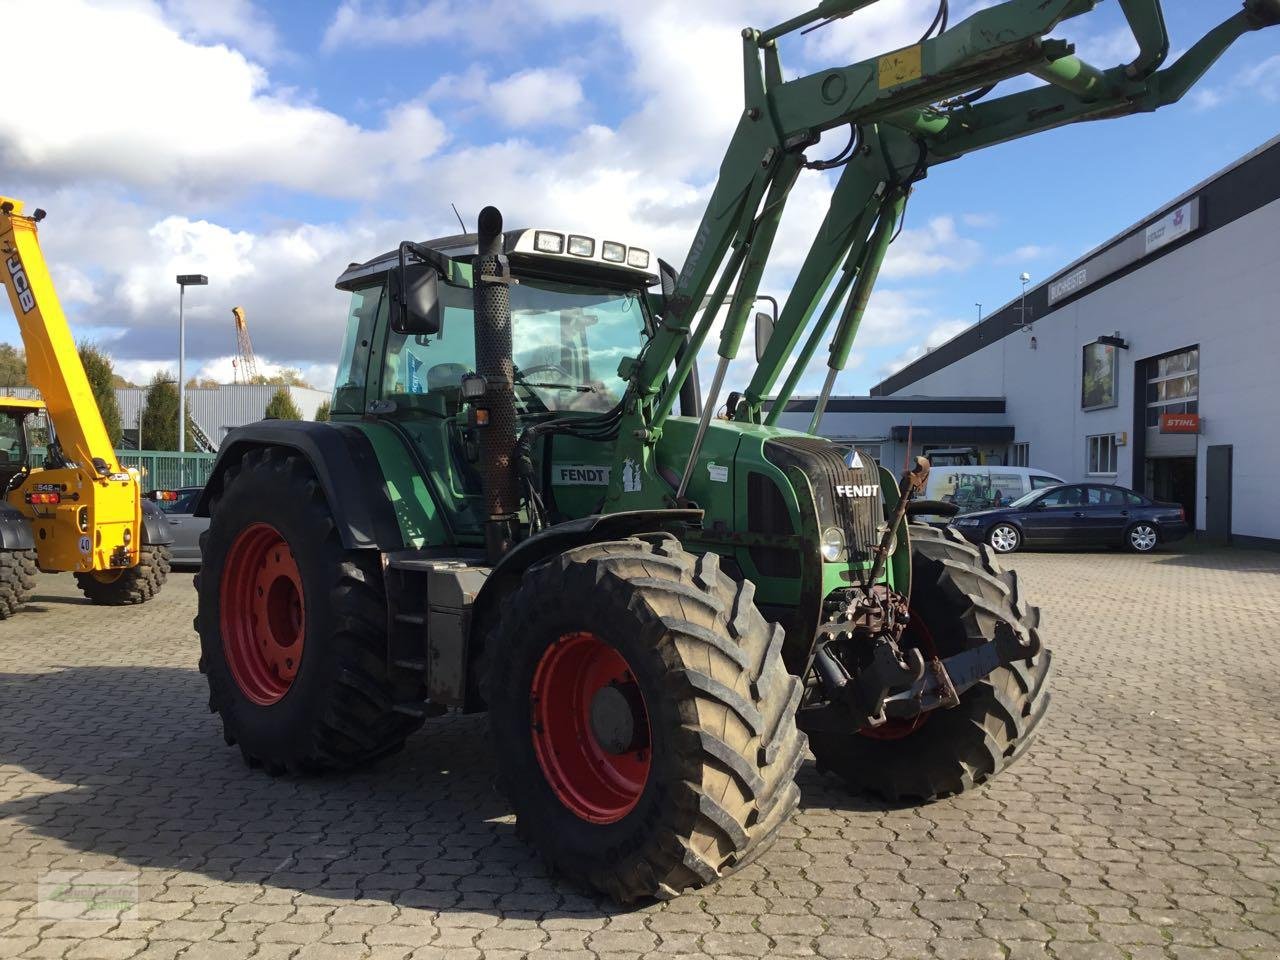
[0, 502, 35, 551]
[193, 420, 403, 551]
[482, 508, 703, 595]
[140, 498, 174, 546]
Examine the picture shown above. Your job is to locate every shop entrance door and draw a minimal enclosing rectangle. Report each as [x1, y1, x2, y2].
[1150, 456, 1197, 529]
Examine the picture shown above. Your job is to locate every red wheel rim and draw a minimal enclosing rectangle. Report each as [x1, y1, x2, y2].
[220, 523, 305, 706]
[860, 608, 937, 741]
[529, 632, 652, 824]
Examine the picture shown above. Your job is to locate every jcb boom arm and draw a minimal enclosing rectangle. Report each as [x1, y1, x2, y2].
[0, 196, 152, 577]
[606, 0, 1277, 508]
[1, 197, 121, 475]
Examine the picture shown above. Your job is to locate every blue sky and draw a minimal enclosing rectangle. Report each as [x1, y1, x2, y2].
[1, 0, 1276, 395]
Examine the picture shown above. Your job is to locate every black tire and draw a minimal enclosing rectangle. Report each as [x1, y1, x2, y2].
[487, 535, 805, 903]
[74, 544, 170, 605]
[195, 447, 423, 775]
[986, 522, 1021, 554]
[808, 524, 1052, 803]
[1125, 522, 1159, 553]
[0, 549, 37, 618]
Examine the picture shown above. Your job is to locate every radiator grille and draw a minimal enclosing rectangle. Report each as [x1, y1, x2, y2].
[763, 437, 884, 564]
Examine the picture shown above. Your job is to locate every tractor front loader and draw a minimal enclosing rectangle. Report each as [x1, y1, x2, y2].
[0, 198, 172, 616]
[193, 0, 1277, 901]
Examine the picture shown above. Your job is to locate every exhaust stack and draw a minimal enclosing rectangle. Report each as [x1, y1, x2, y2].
[472, 205, 520, 562]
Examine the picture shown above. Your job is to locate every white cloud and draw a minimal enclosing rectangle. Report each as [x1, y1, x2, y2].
[163, 0, 284, 63]
[0, 0, 446, 201]
[1242, 54, 1280, 102]
[996, 244, 1056, 265]
[878, 319, 970, 378]
[882, 216, 982, 279]
[489, 69, 584, 128]
[322, 0, 454, 51]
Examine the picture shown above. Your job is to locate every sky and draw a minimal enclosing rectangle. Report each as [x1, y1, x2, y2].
[0, 0, 1276, 398]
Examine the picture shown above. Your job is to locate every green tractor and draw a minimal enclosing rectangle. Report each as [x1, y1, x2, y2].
[194, 0, 1277, 902]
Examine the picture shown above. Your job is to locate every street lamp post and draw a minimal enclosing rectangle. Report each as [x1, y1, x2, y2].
[175, 274, 208, 456]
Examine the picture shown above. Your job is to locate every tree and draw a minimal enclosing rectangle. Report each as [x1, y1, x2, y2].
[251, 368, 312, 388]
[264, 387, 301, 420]
[77, 343, 124, 447]
[139, 371, 196, 451]
[314, 400, 331, 422]
[0, 343, 28, 389]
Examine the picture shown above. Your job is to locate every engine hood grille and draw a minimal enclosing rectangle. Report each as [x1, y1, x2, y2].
[763, 436, 884, 564]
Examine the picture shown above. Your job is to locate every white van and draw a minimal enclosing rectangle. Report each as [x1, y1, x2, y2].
[925, 466, 1064, 515]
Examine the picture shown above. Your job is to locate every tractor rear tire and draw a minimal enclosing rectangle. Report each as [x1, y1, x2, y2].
[808, 524, 1052, 803]
[0, 548, 37, 618]
[74, 544, 170, 605]
[195, 447, 423, 775]
[487, 535, 806, 903]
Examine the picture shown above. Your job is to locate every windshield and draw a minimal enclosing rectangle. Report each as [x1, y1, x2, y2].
[377, 276, 646, 416]
[1007, 489, 1043, 509]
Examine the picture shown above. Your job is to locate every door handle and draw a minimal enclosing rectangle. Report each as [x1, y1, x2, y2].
[1073, 511, 1085, 518]
[1120, 510, 1128, 517]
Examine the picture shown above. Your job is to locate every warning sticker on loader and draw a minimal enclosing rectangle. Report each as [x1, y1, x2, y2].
[878, 45, 922, 89]
[552, 464, 610, 486]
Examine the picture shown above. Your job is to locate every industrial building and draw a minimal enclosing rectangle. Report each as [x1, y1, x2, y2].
[115, 384, 330, 450]
[846, 134, 1280, 548]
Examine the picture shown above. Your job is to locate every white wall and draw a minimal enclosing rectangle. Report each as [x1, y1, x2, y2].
[892, 197, 1280, 541]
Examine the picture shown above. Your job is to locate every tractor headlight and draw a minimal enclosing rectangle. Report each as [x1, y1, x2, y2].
[567, 235, 594, 257]
[601, 241, 626, 263]
[534, 231, 565, 254]
[876, 523, 898, 555]
[820, 527, 846, 562]
[627, 247, 650, 269]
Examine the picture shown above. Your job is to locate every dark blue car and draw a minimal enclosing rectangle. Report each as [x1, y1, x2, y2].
[950, 482, 1189, 554]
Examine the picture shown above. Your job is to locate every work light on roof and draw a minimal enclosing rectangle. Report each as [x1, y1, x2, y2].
[601, 241, 626, 263]
[534, 231, 565, 254]
[627, 247, 651, 269]
[567, 235, 594, 257]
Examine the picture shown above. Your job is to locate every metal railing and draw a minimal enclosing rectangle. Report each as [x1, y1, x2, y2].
[115, 450, 218, 491]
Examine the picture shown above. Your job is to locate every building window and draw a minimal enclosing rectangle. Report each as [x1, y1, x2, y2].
[1087, 434, 1118, 475]
[1145, 346, 1199, 427]
[1008, 442, 1029, 467]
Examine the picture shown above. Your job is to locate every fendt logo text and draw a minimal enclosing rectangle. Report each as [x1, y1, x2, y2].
[6, 257, 35, 313]
[835, 484, 879, 498]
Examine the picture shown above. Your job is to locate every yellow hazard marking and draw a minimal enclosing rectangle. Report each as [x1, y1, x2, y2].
[878, 45, 923, 89]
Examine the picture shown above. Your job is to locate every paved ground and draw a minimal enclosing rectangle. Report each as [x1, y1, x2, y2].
[0, 545, 1278, 960]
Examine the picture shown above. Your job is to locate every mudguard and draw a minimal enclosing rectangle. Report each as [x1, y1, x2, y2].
[0, 502, 34, 551]
[140, 498, 174, 545]
[475, 509, 703, 607]
[193, 420, 403, 551]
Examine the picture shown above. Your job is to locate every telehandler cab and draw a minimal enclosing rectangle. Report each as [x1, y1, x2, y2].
[0, 198, 173, 616]
[193, 0, 1278, 901]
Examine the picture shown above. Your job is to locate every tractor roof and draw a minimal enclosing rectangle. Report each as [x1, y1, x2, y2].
[336, 227, 660, 292]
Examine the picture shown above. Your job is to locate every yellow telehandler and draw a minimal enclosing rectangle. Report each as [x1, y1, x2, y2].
[0, 196, 172, 616]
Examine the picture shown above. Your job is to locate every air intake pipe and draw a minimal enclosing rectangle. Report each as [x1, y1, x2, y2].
[472, 206, 520, 562]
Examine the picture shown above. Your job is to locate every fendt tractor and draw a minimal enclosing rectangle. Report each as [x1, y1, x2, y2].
[0, 198, 173, 617]
[192, 0, 1277, 901]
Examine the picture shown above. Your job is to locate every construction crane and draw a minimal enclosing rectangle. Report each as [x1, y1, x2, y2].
[0, 198, 173, 616]
[230, 306, 258, 384]
[191, 0, 1277, 903]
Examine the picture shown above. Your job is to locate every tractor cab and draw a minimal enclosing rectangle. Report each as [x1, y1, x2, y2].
[330, 228, 662, 543]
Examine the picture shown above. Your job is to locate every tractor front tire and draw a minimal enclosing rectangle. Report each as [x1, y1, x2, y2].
[487, 536, 806, 903]
[195, 447, 422, 775]
[74, 544, 170, 605]
[808, 524, 1052, 803]
[0, 548, 37, 618]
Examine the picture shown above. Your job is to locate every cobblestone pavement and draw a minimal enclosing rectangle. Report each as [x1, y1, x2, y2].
[0, 545, 1277, 959]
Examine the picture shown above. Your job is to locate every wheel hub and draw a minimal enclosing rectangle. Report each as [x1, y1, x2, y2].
[220, 523, 305, 706]
[589, 682, 648, 755]
[529, 632, 652, 824]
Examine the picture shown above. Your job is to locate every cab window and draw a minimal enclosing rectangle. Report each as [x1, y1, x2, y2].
[332, 285, 384, 415]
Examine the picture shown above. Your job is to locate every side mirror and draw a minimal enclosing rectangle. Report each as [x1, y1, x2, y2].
[391, 262, 442, 337]
[656, 258, 679, 322]
[754, 310, 775, 362]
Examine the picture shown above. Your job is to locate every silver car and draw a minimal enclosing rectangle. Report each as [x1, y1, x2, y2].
[153, 486, 207, 565]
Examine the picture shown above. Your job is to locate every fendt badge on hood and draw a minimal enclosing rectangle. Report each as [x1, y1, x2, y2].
[835, 483, 880, 498]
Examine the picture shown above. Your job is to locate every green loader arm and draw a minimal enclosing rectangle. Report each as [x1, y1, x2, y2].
[604, 0, 1276, 508]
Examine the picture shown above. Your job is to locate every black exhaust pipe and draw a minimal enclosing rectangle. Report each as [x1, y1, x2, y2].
[473, 205, 520, 563]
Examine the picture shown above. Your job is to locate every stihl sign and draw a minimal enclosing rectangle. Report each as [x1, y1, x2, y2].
[1160, 413, 1200, 434]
